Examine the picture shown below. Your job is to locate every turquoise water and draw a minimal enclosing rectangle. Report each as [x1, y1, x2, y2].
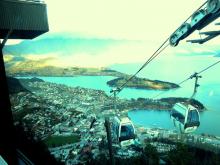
[127, 110, 174, 130]
[20, 55, 220, 136]
[35, 75, 220, 136]
[36, 76, 115, 93]
[111, 55, 220, 136]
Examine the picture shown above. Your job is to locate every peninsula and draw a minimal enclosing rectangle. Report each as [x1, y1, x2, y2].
[6, 65, 179, 90]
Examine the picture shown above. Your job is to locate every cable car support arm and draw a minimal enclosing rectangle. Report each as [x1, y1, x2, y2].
[189, 72, 202, 101]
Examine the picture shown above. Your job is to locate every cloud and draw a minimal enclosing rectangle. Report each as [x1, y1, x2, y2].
[5, 32, 162, 67]
[27, 41, 156, 67]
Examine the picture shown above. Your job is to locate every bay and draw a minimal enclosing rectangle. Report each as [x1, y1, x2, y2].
[19, 55, 220, 136]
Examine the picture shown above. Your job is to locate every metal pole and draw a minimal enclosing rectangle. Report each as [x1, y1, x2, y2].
[104, 117, 115, 165]
[193, 75, 201, 95]
[0, 40, 17, 164]
[110, 88, 120, 113]
[113, 90, 117, 111]
[189, 73, 202, 101]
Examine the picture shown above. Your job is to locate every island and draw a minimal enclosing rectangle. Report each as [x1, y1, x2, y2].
[107, 77, 180, 90]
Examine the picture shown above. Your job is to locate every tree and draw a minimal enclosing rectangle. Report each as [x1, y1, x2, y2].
[143, 143, 159, 165]
[167, 143, 193, 165]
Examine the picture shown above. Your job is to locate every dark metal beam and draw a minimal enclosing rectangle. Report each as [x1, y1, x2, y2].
[1, 29, 13, 48]
[105, 117, 115, 165]
[0, 0, 49, 39]
[0, 33, 17, 164]
[186, 34, 220, 44]
[199, 30, 220, 36]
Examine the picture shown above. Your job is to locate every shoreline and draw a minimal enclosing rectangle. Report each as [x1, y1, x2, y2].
[14, 76, 206, 112]
[7, 66, 180, 91]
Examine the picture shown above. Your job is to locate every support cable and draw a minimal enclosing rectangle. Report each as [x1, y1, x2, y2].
[152, 60, 220, 99]
[111, 1, 208, 96]
[116, 41, 170, 95]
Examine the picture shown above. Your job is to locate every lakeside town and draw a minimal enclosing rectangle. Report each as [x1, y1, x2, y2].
[9, 77, 220, 164]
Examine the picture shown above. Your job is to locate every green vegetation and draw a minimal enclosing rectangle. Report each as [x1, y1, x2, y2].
[94, 142, 220, 165]
[143, 143, 159, 165]
[167, 143, 193, 165]
[107, 77, 179, 90]
[165, 142, 220, 165]
[13, 104, 36, 121]
[15, 124, 64, 165]
[44, 135, 80, 147]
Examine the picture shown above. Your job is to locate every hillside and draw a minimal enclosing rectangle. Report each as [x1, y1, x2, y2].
[6, 65, 125, 77]
[7, 77, 28, 94]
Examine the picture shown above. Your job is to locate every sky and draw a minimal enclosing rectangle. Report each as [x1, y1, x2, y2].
[44, 0, 219, 41]
[5, 0, 220, 67]
[8, 0, 219, 41]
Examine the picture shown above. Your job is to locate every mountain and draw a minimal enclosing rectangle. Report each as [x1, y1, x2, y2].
[3, 32, 136, 68]
[4, 32, 220, 78]
[4, 32, 122, 56]
[7, 77, 28, 94]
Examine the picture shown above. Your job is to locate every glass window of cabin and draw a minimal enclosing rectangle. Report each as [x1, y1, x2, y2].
[120, 124, 135, 141]
[171, 110, 185, 124]
[187, 110, 199, 123]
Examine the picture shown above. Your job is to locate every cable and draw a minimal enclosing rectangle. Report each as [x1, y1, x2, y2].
[113, 1, 208, 96]
[152, 60, 220, 99]
[116, 41, 170, 95]
[197, 60, 220, 74]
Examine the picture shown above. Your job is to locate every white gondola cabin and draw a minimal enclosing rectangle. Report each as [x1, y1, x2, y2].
[112, 116, 136, 147]
[170, 102, 200, 134]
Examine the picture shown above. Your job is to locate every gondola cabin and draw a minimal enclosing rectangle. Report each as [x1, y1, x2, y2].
[170, 102, 200, 134]
[112, 116, 136, 147]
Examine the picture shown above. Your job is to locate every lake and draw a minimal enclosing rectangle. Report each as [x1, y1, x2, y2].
[24, 55, 220, 136]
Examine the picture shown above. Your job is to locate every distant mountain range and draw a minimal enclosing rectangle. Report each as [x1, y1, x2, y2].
[3, 33, 125, 76]
[3, 32, 220, 76]
[4, 32, 122, 56]
[3, 32, 135, 69]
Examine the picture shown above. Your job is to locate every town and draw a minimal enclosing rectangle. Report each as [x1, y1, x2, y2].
[9, 77, 220, 164]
